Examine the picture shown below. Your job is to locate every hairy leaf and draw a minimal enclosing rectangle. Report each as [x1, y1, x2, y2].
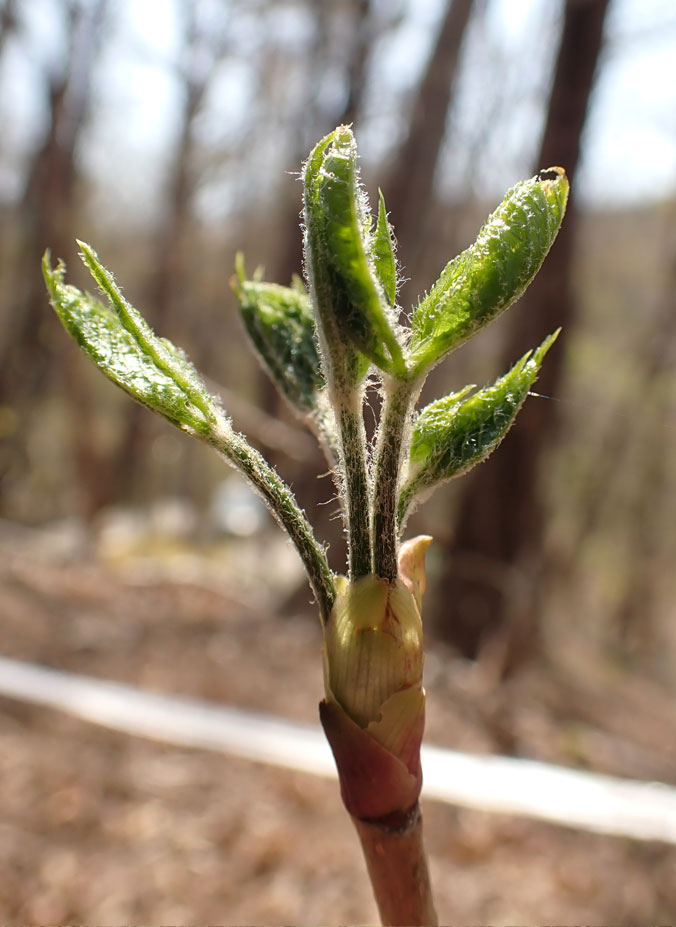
[233, 256, 324, 414]
[410, 169, 568, 373]
[303, 128, 370, 393]
[43, 250, 217, 434]
[398, 330, 559, 522]
[77, 241, 217, 421]
[305, 126, 406, 379]
[372, 190, 397, 307]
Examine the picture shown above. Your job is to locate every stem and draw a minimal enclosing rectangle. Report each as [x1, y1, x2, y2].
[372, 377, 420, 581]
[353, 804, 438, 926]
[302, 235, 371, 578]
[311, 391, 342, 471]
[337, 394, 372, 579]
[205, 418, 335, 622]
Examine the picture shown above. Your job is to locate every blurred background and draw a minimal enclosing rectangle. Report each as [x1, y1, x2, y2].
[1, 0, 676, 922]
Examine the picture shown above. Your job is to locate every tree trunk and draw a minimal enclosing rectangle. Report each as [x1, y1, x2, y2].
[264, 0, 380, 581]
[0, 0, 18, 60]
[271, 0, 375, 288]
[435, 0, 613, 673]
[106, 3, 214, 508]
[0, 0, 107, 516]
[597, 218, 676, 659]
[384, 0, 476, 290]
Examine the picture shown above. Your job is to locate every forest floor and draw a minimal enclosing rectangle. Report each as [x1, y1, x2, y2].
[1, 516, 675, 925]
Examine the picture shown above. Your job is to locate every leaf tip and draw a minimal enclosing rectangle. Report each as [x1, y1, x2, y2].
[41, 249, 53, 282]
[536, 166, 569, 212]
[76, 240, 99, 274]
[231, 252, 246, 296]
[537, 166, 566, 183]
[534, 326, 562, 363]
[42, 249, 66, 300]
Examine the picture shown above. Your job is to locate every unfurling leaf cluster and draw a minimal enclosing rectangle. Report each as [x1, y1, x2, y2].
[44, 125, 568, 850]
[44, 124, 568, 611]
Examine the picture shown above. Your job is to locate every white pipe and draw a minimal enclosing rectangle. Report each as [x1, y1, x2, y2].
[1, 655, 675, 843]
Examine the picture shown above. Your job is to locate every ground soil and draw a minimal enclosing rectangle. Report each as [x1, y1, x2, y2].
[1, 520, 675, 925]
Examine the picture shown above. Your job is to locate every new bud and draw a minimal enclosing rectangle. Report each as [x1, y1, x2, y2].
[320, 537, 431, 823]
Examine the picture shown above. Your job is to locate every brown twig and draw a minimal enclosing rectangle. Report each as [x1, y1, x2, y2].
[353, 804, 438, 926]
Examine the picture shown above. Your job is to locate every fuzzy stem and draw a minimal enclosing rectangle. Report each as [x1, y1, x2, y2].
[372, 378, 420, 581]
[353, 805, 438, 926]
[310, 392, 342, 471]
[205, 418, 335, 622]
[337, 394, 372, 579]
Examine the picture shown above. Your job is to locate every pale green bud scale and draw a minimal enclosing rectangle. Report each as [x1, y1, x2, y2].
[324, 574, 423, 729]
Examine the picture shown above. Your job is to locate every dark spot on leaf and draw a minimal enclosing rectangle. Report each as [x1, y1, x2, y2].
[537, 168, 562, 182]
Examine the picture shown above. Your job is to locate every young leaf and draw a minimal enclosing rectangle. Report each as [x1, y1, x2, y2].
[372, 190, 397, 307]
[409, 169, 568, 374]
[77, 240, 217, 423]
[305, 125, 406, 379]
[43, 251, 217, 435]
[232, 255, 324, 415]
[398, 330, 560, 523]
[303, 128, 370, 394]
[44, 249, 336, 620]
[304, 130, 374, 580]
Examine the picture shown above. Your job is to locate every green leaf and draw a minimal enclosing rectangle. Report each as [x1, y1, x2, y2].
[305, 125, 406, 380]
[76, 241, 216, 421]
[409, 168, 568, 374]
[232, 254, 325, 414]
[303, 128, 369, 394]
[372, 190, 397, 307]
[43, 248, 218, 434]
[398, 330, 560, 521]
